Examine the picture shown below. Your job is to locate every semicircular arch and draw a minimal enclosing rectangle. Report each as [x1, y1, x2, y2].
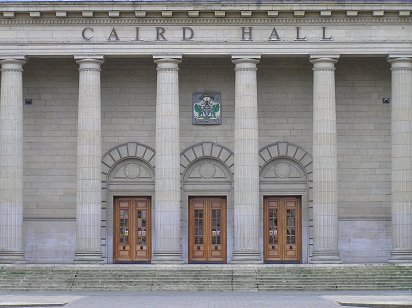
[180, 142, 234, 180]
[259, 141, 313, 180]
[101, 142, 155, 181]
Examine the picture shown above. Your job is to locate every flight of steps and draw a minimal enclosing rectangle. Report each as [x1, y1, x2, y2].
[0, 264, 411, 291]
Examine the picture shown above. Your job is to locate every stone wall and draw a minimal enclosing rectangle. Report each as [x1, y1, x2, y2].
[339, 219, 391, 263]
[23, 59, 78, 219]
[336, 58, 391, 219]
[258, 58, 313, 151]
[23, 220, 75, 264]
[101, 59, 157, 153]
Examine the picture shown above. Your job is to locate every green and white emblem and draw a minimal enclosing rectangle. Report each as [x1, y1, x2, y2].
[192, 93, 222, 125]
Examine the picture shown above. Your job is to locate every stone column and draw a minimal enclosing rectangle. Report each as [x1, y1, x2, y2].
[389, 56, 412, 263]
[310, 56, 341, 263]
[0, 58, 26, 263]
[153, 56, 182, 263]
[232, 56, 261, 262]
[74, 57, 104, 263]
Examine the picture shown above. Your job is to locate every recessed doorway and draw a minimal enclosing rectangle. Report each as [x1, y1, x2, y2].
[263, 196, 301, 263]
[113, 197, 151, 263]
[188, 197, 227, 263]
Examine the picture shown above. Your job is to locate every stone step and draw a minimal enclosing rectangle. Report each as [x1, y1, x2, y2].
[1, 265, 411, 291]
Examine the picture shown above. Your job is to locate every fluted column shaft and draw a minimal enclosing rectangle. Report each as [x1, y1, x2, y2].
[389, 57, 412, 263]
[232, 57, 260, 262]
[0, 58, 26, 263]
[310, 57, 341, 263]
[74, 57, 104, 263]
[153, 57, 182, 263]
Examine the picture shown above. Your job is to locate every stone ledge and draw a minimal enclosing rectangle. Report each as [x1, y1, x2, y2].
[322, 295, 412, 307]
[0, 295, 82, 307]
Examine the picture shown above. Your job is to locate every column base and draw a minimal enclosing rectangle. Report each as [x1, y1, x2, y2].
[311, 250, 341, 264]
[74, 251, 103, 264]
[232, 251, 261, 263]
[389, 249, 412, 263]
[0, 250, 25, 264]
[152, 251, 183, 264]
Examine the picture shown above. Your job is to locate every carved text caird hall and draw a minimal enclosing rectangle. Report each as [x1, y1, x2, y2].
[0, 0, 411, 264]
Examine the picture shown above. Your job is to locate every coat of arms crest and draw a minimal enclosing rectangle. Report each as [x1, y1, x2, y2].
[192, 93, 222, 125]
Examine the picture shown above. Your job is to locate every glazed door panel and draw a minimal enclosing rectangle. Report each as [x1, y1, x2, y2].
[264, 199, 281, 260]
[208, 200, 226, 262]
[189, 199, 207, 261]
[114, 197, 151, 263]
[284, 200, 299, 261]
[189, 197, 226, 263]
[115, 201, 131, 261]
[264, 197, 301, 263]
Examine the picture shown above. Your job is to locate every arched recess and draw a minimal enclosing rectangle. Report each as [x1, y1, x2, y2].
[259, 141, 313, 263]
[180, 142, 234, 263]
[101, 142, 155, 263]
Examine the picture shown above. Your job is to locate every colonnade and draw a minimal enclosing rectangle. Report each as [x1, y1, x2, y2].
[0, 54, 411, 263]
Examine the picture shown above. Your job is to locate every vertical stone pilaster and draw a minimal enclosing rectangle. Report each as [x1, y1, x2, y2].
[389, 56, 412, 263]
[0, 58, 26, 263]
[74, 57, 104, 263]
[232, 56, 261, 262]
[310, 56, 341, 263]
[153, 56, 182, 263]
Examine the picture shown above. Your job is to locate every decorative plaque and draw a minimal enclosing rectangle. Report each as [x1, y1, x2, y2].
[192, 93, 222, 125]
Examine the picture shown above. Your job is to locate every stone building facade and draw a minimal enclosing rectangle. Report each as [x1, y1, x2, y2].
[0, 0, 411, 264]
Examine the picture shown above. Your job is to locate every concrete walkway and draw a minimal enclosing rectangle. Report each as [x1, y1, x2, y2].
[0, 291, 411, 308]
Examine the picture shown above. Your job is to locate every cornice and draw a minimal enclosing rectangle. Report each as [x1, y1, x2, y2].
[0, 17, 411, 25]
[1, 2, 412, 20]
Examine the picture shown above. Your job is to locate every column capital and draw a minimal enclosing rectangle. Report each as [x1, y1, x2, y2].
[0, 57, 26, 71]
[310, 56, 339, 71]
[74, 55, 104, 61]
[388, 56, 412, 70]
[74, 56, 104, 71]
[153, 56, 182, 70]
[232, 55, 260, 70]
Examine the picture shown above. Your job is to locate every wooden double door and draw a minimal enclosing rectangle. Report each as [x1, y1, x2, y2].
[114, 197, 151, 263]
[189, 197, 227, 263]
[264, 197, 301, 263]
